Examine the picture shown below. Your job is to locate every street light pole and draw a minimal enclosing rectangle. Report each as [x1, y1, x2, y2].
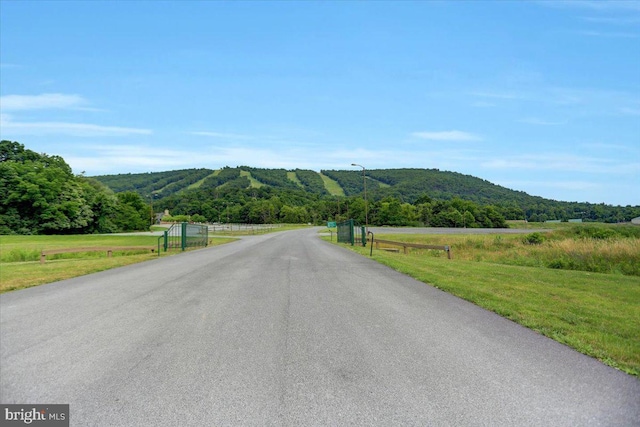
[351, 163, 368, 233]
[149, 194, 156, 228]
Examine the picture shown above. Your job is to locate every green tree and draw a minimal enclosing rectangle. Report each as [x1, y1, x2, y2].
[113, 192, 150, 231]
[0, 142, 98, 234]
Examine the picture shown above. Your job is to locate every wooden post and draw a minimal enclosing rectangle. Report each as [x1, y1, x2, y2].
[40, 252, 46, 264]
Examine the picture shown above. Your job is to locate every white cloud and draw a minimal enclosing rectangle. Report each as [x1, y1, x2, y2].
[518, 117, 566, 126]
[538, 1, 640, 11]
[190, 131, 251, 139]
[0, 93, 87, 111]
[576, 30, 639, 38]
[412, 131, 482, 141]
[472, 101, 497, 108]
[481, 154, 639, 174]
[620, 107, 640, 116]
[580, 16, 640, 25]
[470, 91, 520, 100]
[66, 145, 187, 173]
[0, 115, 152, 137]
[498, 179, 602, 191]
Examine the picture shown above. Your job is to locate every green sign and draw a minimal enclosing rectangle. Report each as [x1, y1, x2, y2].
[327, 221, 337, 228]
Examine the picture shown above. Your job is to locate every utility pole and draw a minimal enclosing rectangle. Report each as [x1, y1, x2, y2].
[351, 163, 368, 233]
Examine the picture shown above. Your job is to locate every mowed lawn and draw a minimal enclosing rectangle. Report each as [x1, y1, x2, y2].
[0, 234, 235, 293]
[330, 232, 640, 377]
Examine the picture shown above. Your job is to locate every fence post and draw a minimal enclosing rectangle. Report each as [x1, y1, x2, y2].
[349, 219, 355, 246]
[181, 222, 187, 251]
[163, 230, 168, 252]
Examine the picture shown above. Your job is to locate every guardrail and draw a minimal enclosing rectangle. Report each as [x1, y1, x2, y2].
[40, 246, 156, 264]
[355, 237, 452, 259]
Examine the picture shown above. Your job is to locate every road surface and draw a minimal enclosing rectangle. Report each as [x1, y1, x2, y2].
[1, 228, 638, 426]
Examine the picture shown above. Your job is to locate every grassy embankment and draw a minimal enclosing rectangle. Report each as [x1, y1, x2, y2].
[0, 234, 235, 293]
[326, 223, 640, 376]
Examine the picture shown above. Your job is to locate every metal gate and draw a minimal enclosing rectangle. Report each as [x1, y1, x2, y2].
[159, 222, 208, 252]
[337, 219, 366, 246]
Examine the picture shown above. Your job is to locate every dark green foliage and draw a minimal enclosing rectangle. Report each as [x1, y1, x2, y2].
[5, 141, 637, 234]
[241, 167, 300, 190]
[92, 165, 639, 224]
[200, 167, 245, 189]
[112, 192, 150, 231]
[321, 170, 381, 196]
[294, 169, 328, 195]
[1, 141, 92, 234]
[0, 141, 152, 234]
[523, 232, 546, 245]
[95, 168, 213, 197]
[571, 226, 618, 240]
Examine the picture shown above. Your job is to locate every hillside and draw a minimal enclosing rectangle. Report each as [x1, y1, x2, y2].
[94, 167, 528, 203]
[92, 167, 639, 223]
[5, 139, 636, 235]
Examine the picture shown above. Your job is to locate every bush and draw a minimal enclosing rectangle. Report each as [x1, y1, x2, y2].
[571, 226, 617, 240]
[523, 232, 546, 245]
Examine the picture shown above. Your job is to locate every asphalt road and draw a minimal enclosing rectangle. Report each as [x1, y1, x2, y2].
[1, 228, 638, 426]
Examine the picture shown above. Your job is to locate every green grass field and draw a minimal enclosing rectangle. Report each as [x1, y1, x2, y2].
[326, 228, 640, 376]
[0, 234, 235, 293]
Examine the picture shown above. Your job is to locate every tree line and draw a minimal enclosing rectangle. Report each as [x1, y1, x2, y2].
[96, 167, 640, 224]
[0, 141, 153, 234]
[153, 186, 508, 228]
[2, 141, 638, 235]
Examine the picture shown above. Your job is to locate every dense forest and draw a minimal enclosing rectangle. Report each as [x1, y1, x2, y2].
[2, 141, 639, 235]
[0, 141, 153, 234]
[95, 166, 640, 224]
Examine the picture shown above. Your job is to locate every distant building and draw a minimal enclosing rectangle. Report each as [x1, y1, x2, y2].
[568, 219, 583, 223]
[155, 209, 170, 224]
[632, 217, 640, 225]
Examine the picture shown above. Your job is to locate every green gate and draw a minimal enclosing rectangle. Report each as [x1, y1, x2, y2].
[337, 219, 366, 246]
[158, 222, 208, 253]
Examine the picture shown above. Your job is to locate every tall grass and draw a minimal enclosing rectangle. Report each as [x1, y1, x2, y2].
[379, 226, 640, 277]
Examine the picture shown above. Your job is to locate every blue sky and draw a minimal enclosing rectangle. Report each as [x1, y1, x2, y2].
[1, 1, 639, 206]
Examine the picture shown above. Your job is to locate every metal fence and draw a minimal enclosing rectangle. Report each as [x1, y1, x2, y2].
[159, 222, 208, 252]
[337, 219, 367, 246]
[337, 219, 354, 245]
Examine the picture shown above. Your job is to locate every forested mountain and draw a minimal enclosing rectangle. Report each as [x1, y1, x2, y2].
[2, 140, 638, 235]
[92, 166, 640, 224]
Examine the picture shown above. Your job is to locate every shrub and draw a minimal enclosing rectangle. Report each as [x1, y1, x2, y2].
[523, 232, 546, 245]
[572, 226, 617, 240]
